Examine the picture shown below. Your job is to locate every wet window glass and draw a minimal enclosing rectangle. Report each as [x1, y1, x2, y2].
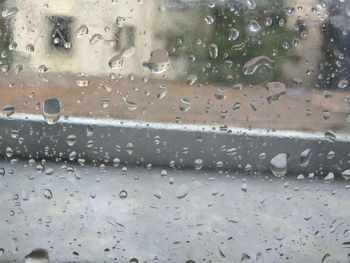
[0, 0, 349, 262]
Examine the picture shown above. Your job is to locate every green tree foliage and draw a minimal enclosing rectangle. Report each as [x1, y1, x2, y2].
[168, 0, 300, 85]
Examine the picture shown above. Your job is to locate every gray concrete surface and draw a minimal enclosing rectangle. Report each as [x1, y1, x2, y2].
[0, 160, 349, 262]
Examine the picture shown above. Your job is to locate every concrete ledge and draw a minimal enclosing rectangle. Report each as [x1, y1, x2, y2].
[1, 114, 349, 176]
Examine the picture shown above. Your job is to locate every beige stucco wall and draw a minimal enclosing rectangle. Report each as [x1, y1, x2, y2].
[10, 0, 180, 77]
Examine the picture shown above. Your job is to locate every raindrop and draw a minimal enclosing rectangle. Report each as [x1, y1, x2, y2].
[241, 183, 248, 192]
[285, 7, 295, 15]
[270, 153, 288, 177]
[113, 158, 121, 167]
[215, 87, 226, 100]
[157, 85, 168, 99]
[273, 226, 286, 241]
[3, 105, 15, 117]
[246, 0, 256, 9]
[265, 17, 273, 27]
[327, 151, 335, 160]
[108, 47, 135, 69]
[38, 65, 48, 73]
[66, 135, 77, 146]
[90, 34, 103, 45]
[43, 189, 53, 200]
[338, 79, 348, 89]
[244, 56, 274, 75]
[179, 98, 191, 112]
[176, 184, 189, 199]
[208, 43, 218, 59]
[324, 172, 334, 182]
[43, 98, 61, 124]
[300, 148, 312, 168]
[194, 159, 203, 170]
[324, 131, 336, 142]
[45, 168, 54, 175]
[101, 99, 110, 108]
[26, 44, 34, 52]
[24, 249, 49, 263]
[6, 147, 13, 158]
[119, 190, 128, 199]
[248, 20, 261, 33]
[143, 49, 170, 74]
[341, 170, 350, 180]
[75, 25, 89, 38]
[232, 102, 242, 112]
[2, 7, 19, 18]
[321, 253, 331, 263]
[122, 97, 138, 111]
[228, 28, 239, 41]
[153, 190, 162, 199]
[8, 41, 17, 50]
[204, 15, 214, 25]
[186, 74, 197, 86]
[126, 143, 134, 155]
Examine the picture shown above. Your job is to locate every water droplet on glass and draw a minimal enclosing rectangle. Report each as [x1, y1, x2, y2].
[194, 159, 203, 170]
[300, 148, 312, 168]
[66, 135, 77, 146]
[43, 98, 61, 124]
[126, 143, 134, 155]
[75, 25, 89, 38]
[108, 47, 135, 69]
[241, 183, 248, 192]
[341, 170, 350, 180]
[8, 41, 17, 51]
[38, 65, 48, 73]
[244, 56, 274, 75]
[338, 79, 348, 89]
[208, 43, 218, 59]
[324, 172, 334, 182]
[186, 74, 197, 86]
[273, 226, 286, 241]
[324, 131, 336, 142]
[2, 7, 18, 18]
[179, 98, 191, 112]
[43, 189, 53, 200]
[157, 85, 168, 99]
[246, 0, 256, 10]
[285, 7, 295, 15]
[204, 15, 214, 25]
[265, 17, 273, 27]
[101, 99, 110, 108]
[90, 33, 103, 45]
[176, 184, 189, 199]
[153, 190, 162, 199]
[228, 28, 240, 41]
[0, 168, 5, 177]
[270, 153, 288, 177]
[122, 97, 138, 111]
[24, 249, 49, 263]
[26, 44, 34, 52]
[327, 151, 335, 160]
[215, 87, 226, 100]
[143, 49, 170, 74]
[6, 147, 13, 158]
[119, 190, 128, 199]
[3, 105, 15, 117]
[248, 20, 261, 33]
